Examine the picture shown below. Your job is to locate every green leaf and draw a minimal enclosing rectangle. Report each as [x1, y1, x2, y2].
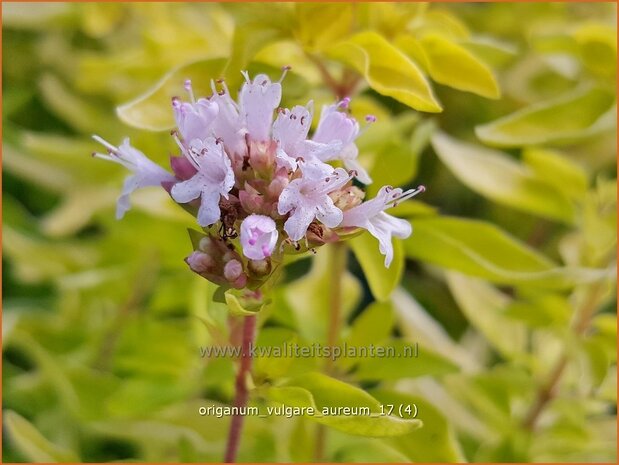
[223, 27, 283, 90]
[4, 411, 79, 463]
[284, 248, 361, 341]
[295, 3, 353, 52]
[334, 440, 410, 462]
[349, 232, 404, 301]
[346, 301, 394, 348]
[418, 33, 500, 98]
[522, 147, 589, 200]
[432, 132, 577, 223]
[339, 301, 394, 371]
[579, 338, 610, 389]
[327, 31, 442, 112]
[462, 36, 518, 68]
[503, 293, 571, 328]
[224, 289, 268, 316]
[353, 340, 458, 381]
[267, 372, 422, 437]
[360, 3, 428, 38]
[366, 139, 420, 197]
[573, 23, 617, 79]
[39, 74, 119, 134]
[389, 200, 437, 218]
[253, 327, 300, 380]
[445, 272, 526, 358]
[117, 58, 227, 131]
[475, 87, 616, 147]
[404, 216, 609, 289]
[371, 389, 464, 462]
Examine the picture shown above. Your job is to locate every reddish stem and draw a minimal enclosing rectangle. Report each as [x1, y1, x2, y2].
[224, 315, 257, 463]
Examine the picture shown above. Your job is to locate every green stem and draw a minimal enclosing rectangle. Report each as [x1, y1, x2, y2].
[314, 243, 347, 462]
[521, 282, 605, 430]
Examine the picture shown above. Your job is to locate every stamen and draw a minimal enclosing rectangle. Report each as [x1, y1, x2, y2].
[387, 185, 426, 207]
[172, 96, 182, 109]
[279, 65, 291, 83]
[338, 97, 351, 109]
[92, 152, 114, 162]
[365, 114, 377, 123]
[92, 135, 117, 154]
[262, 244, 271, 257]
[241, 70, 251, 84]
[171, 131, 199, 169]
[221, 80, 231, 96]
[184, 79, 195, 103]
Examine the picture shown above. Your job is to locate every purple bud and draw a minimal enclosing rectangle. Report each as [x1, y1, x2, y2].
[224, 259, 243, 282]
[186, 251, 214, 273]
[170, 155, 198, 180]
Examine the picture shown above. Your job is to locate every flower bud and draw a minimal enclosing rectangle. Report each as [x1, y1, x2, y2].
[267, 168, 290, 197]
[248, 259, 271, 277]
[330, 186, 365, 210]
[248, 139, 277, 174]
[223, 259, 243, 282]
[199, 236, 214, 253]
[170, 154, 197, 180]
[239, 183, 265, 214]
[186, 251, 215, 273]
[231, 274, 248, 289]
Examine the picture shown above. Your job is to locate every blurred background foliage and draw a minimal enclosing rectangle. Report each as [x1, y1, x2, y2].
[2, 2, 617, 463]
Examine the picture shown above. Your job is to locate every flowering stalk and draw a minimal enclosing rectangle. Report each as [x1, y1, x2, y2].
[224, 314, 256, 463]
[314, 242, 347, 461]
[94, 67, 426, 462]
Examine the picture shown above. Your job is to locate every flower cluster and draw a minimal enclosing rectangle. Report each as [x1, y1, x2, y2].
[94, 68, 424, 290]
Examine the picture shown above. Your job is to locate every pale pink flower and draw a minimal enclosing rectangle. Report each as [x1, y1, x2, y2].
[272, 103, 342, 172]
[210, 79, 247, 158]
[172, 80, 219, 143]
[171, 137, 235, 227]
[239, 72, 283, 143]
[240, 214, 278, 260]
[313, 99, 372, 184]
[340, 185, 425, 267]
[93, 136, 175, 219]
[278, 164, 353, 242]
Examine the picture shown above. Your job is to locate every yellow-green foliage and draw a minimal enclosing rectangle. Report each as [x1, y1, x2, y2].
[3, 3, 616, 463]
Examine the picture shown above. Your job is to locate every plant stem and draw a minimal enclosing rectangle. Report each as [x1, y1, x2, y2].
[325, 242, 347, 374]
[94, 261, 156, 370]
[306, 53, 344, 98]
[314, 243, 347, 462]
[521, 282, 605, 430]
[224, 314, 257, 463]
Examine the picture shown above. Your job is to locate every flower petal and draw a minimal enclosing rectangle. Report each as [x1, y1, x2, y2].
[116, 175, 140, 219]
[240, 73, 282, 142]
[272, 104, 312, 154]
[197, 188, 222, 227]
[277, 179, 301, 215]
[298, 139, 343, 162]
[284, 205, 315, 242]
[367, 212, 412, 267]
[174, 98, 218, 142]
[315, 195, 343, 228]
[171, 175, 204, 204]
[343, 156, 372, 185]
